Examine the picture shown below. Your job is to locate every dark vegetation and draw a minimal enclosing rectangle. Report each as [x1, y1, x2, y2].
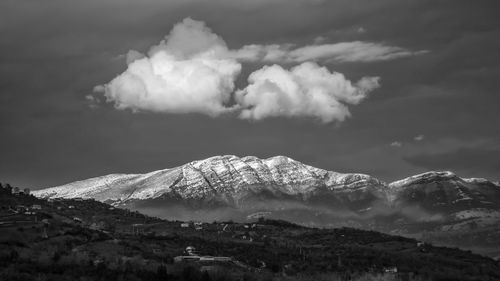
[0, 182, 499, 281]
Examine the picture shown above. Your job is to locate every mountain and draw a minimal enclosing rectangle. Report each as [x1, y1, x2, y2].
[33, 155, 383, 202]
[33, 155, 389, 216]
[390, 171, 500, 212]
[388, 171, 500, 258]
[33, 155, 500, 257]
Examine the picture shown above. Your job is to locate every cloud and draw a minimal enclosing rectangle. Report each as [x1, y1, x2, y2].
[390, 141, 403, 147]
[94, 18, 386, 122]
[231, 41, 427, 63]
[314, 36, 327, 44]
[414, 134, 425, 141]
[235, 62, 380, 123]
[94, 18, 241, 116]
[85, 94, 99, 109]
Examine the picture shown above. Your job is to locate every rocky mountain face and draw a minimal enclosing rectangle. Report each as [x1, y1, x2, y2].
[387, 171, 500, 258]
[390, 171, 500, 212]
[33, 155, 387, 210]
[33, 155, 500, 257]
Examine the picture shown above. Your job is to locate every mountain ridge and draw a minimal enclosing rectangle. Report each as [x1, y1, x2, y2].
[33, 155, 499, 204]
[33, 155, 388, 203]
[32, 155, 500, 257]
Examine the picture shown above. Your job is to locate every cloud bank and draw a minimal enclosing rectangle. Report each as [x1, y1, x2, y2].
[94, 18, 409, 123]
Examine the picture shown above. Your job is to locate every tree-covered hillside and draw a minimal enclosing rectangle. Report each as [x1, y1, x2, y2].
[1, 183, 499, 281]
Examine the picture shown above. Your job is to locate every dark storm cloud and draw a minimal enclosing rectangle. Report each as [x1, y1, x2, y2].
[1, 0, 500, 188]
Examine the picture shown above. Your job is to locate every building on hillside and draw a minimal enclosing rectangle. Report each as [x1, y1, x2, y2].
[213, 256, 232, 262]
[174, 255, 234, 264]
[11, 187, 20, 195]
[131, 223, 145, 235]
[180, 222, 190, 228]
[174, 246, 234, 264]
[383, 266, 398, 273]
[174, 255, 201, 263]
[23, 188, 30, 195]
[31, 204, 42, 210]
[186, 246, 199, 256]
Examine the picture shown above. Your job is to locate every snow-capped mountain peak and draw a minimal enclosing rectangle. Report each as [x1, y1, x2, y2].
[31, 156, 500, 259]
[33, 155, 378, 204]
[33, 155, 500, 226]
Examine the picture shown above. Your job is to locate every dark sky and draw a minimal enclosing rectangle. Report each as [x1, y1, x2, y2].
[1, 0, 500, 189]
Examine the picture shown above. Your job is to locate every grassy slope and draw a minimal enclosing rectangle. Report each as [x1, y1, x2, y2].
[0, 187, 499, 281]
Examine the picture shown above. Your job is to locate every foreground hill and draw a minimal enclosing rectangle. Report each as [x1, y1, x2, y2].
[33, 155, 500, 257]
[2, 187, 500, 281]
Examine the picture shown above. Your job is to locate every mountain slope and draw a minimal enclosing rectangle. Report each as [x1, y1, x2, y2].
[34, 155, 387, 208]
[33, 155, 500, 257]
[4, 189, 500, 280]
[387, 171, 500, 257]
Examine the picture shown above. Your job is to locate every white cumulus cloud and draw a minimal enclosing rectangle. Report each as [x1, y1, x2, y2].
[95, 18, 241, 116]
[414, 134, 425, 141]
[94, 18, 394, 123]
[391, 141, 403, 147]
[235, 62, 380, 123]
